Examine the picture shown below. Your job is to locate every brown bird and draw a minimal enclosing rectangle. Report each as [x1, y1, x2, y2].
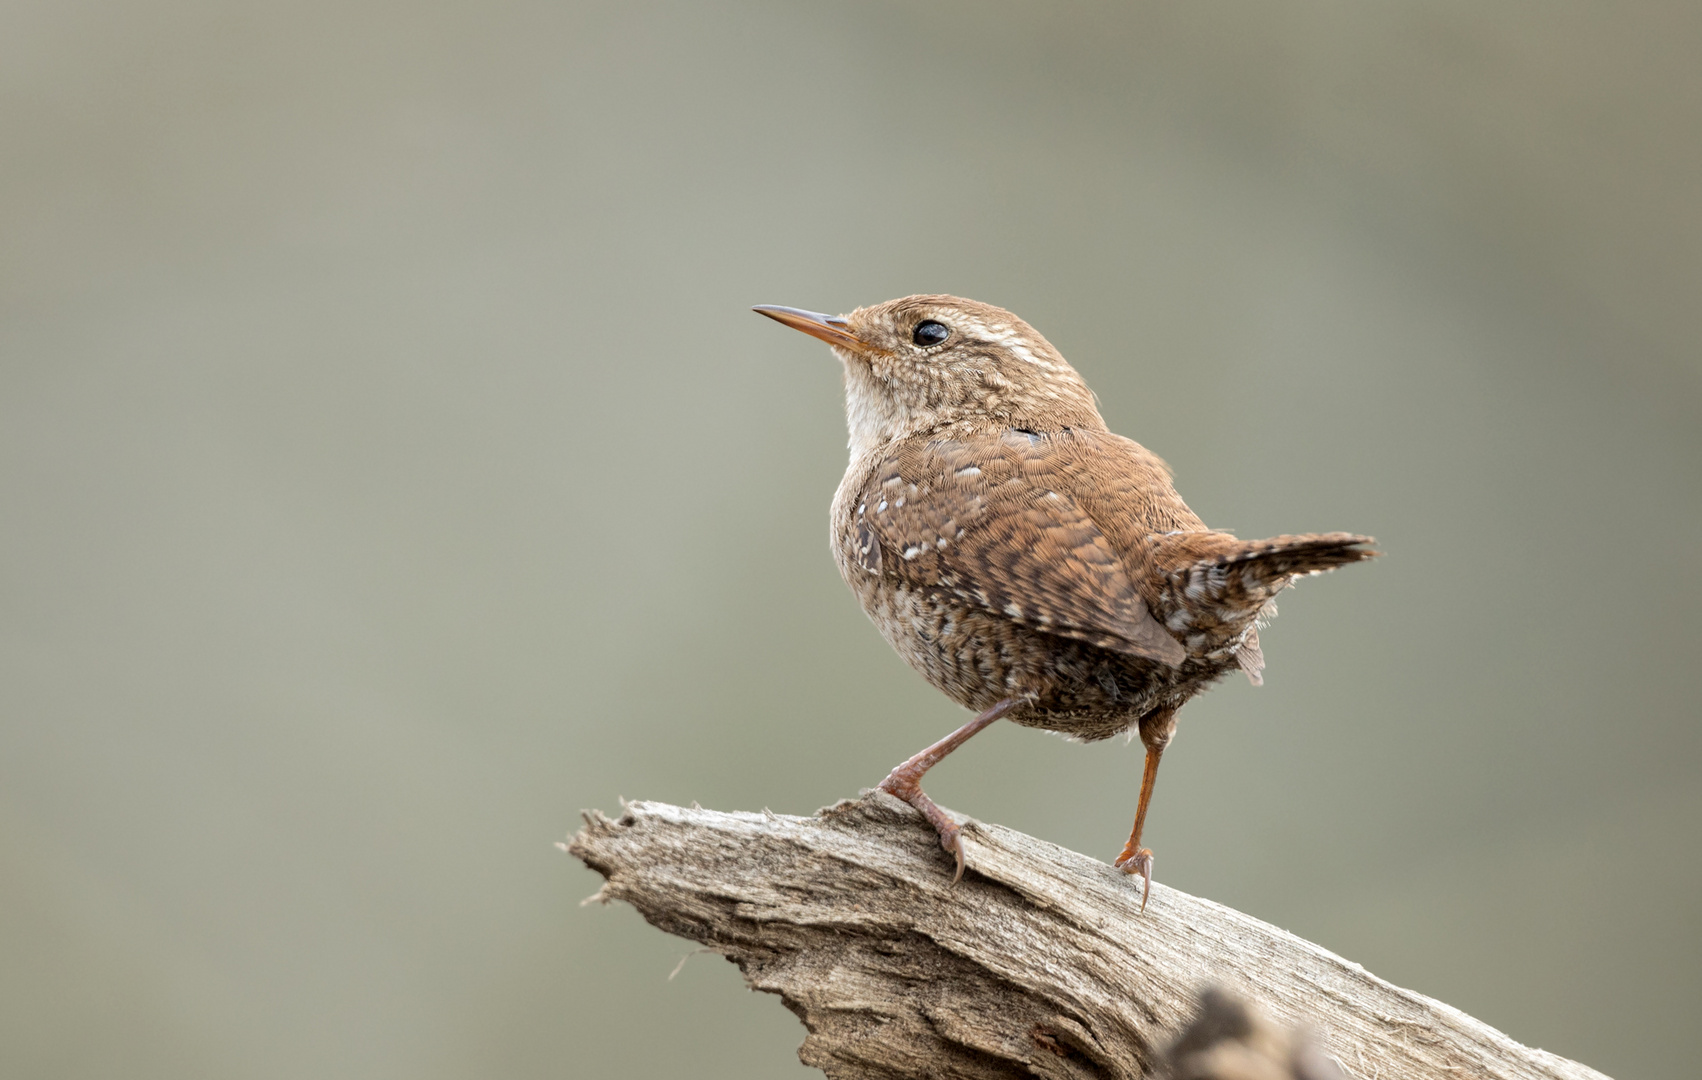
[755, 295, 1375, 907]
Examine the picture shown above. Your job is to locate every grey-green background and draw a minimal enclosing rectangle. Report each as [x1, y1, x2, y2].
[3, 2, 1698, 1077]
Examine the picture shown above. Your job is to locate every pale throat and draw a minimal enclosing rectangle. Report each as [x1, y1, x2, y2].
[841, 378, 930, 457]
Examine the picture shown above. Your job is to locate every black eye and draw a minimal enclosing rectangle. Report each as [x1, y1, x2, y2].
[912, 320, 949, 347]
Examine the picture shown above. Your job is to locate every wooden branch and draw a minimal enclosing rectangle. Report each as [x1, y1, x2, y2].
[566, 793, 1611, 1080]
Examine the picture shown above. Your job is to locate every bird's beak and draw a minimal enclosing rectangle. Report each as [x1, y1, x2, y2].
[752, 305, 863, 350]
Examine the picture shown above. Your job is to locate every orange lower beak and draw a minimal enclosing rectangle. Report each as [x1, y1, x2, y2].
[752, 305, 862, 350]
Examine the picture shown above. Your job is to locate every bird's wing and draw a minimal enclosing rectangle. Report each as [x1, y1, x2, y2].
[852, 432, 1186, 666]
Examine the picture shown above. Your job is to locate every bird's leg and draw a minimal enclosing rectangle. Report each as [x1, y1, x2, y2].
[1115, 706, 1178, 911]
[878, 697, 1024, 882]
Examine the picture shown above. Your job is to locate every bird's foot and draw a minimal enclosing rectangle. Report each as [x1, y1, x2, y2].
[878, 774, 968, 883]
[933, 820, 967, 883]
[1114, 846, 1155, 912]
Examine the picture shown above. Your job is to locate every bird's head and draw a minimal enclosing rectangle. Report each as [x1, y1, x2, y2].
[755, 294, 1106, 455]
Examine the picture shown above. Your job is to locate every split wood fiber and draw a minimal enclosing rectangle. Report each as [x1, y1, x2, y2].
[566, 793, 1609, 1080]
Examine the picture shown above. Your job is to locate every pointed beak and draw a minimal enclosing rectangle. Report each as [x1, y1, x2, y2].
[752, 305, 863, 350]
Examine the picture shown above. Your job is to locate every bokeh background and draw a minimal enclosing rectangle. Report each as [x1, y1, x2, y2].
[3, 2, 1699, 1077]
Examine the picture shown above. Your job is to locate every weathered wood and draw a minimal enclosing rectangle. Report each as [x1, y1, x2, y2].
[566, 793, 1610, 1080]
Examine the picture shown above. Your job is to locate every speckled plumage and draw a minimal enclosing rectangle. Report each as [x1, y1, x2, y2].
[756, 295, 1376, 899]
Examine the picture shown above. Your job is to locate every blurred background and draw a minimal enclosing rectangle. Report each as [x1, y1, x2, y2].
[2, 1, 1698, 1077]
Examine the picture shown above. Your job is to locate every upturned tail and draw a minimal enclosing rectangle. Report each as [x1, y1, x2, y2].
[1144, 531, 1378, 683]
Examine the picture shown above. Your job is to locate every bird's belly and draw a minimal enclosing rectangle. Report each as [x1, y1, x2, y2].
[855, 581, 1199, 742]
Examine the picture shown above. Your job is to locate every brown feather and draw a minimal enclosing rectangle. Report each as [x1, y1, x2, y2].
[854, 431, 1186, 666]
[760, 292, 1378, 881]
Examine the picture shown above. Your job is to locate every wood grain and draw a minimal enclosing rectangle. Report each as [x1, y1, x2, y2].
[566, 793, 1610, 1080]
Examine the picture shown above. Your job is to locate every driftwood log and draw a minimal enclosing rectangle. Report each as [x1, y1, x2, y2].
[566, 793, 1610, 1080]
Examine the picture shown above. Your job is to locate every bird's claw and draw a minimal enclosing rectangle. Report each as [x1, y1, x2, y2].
[938, 822, 966, 884]
[1115, 847, 1154, 912]
[879, 774, 969, 883]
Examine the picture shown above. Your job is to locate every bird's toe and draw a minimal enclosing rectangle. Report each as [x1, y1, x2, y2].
[1115, 847, 1155, 911]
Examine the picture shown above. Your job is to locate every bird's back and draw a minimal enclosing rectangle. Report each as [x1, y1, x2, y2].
[831, 425, 1373, 733]
[830, 427, 1215, 735]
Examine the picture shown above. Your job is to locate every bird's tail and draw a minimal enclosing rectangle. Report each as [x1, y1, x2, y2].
[1206, 531, 1376, 586]
[1145, 531, 1378, 681]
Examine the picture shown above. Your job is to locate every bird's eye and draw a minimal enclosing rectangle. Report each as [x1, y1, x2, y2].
[912, 320, 949, 347]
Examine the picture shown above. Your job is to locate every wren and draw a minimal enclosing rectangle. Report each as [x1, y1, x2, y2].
[755, 295, 1375, 908]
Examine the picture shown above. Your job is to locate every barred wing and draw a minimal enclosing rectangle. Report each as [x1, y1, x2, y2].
[851, 432, 1185, 667]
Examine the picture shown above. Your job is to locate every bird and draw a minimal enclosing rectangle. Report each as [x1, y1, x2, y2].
[754, 295, 1375, 908]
